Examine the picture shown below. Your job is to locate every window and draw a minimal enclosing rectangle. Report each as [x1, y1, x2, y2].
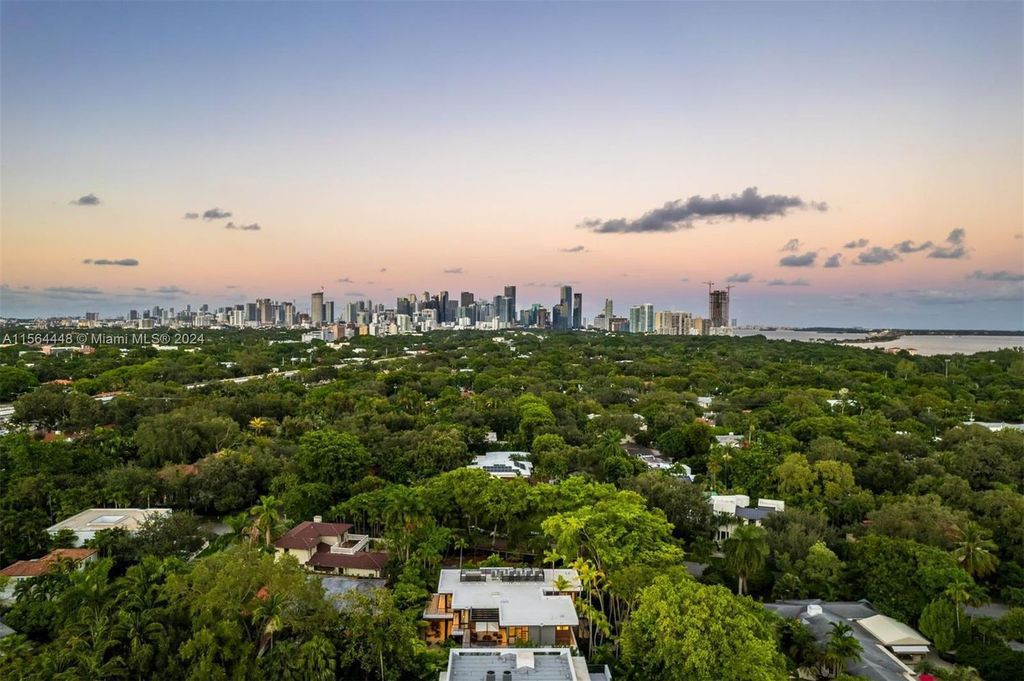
[474, 622, 499, 633]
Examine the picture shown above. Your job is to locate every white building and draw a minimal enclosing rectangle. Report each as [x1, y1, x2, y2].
[47, 508, 172, 547]
[468, 451, 533, 479]
[440, 648, 607, 681]
[710, 495, 784, 541]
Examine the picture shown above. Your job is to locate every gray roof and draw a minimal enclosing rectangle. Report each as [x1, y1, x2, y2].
[765, 600, 918, 681]
[735, 507, 774, 522]
[437, 568, 580, 628]
[445, 649, 585, 681]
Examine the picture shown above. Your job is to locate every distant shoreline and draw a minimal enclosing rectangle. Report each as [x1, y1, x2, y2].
[759, 328, 1024, 336]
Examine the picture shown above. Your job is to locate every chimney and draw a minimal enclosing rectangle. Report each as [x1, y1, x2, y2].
[485, 672, 495, 681]
[313, 515, 322, 524]
[806, 604, 823, 617]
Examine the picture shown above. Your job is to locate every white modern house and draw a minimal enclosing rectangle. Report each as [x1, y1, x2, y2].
[424, 567, 580, 647]
[440, 648, 609, 681]
[46, 508, 172, 547]
[710, 494, 784, 541]
[468, 451, 533, 480]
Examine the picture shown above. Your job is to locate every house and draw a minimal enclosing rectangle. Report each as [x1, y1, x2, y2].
[710, 494, 784, 541]
[424, 567, 580, 647]
[622, 440, 694, 481]
[440, 648, 609, 681]
[714, 433, 745, 448]
[47, 508, 172, 547]
[764, 599, 930, 681]
[0, 548, 98, 601]
[468, 451, 533, 480]
[273, 516, 389, 578]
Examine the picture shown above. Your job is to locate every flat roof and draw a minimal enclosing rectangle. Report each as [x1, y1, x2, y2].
[469, 451, 533, 478]
[47, 508, 171, 534]
[858, 614, 929, 647]
[444, 649, 586, 681]
[438, 569, 580, 627]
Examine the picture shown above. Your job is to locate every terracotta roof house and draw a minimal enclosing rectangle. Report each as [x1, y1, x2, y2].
[273, 516, 389, 579]
[0, 548, 98, 601]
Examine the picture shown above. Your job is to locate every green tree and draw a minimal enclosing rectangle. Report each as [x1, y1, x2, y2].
[724, 524, 769, 596]
[918, 598, 958, 653]
[620, 575, 787, 681]
[824, 621, 862, 677]
[952, 522, 999, 578]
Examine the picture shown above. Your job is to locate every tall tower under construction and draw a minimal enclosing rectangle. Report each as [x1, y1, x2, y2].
[708, 287, 730, 328]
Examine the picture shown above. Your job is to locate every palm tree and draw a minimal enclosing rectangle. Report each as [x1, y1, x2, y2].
[249, 495, 284, 547]
[454, 535, 469, 569]
[953, 522, 999, 578]
[252, 591, 287, 657]
[552, 574, 573, 594]
[723, 524, 769, 596]
[112, 608, 165, 676]
[825, 621, 862, 677]
[249, 417, 270, 435]
[543, 549, 562, 569]
[300, 635, 336, 681]
[943, 581, 976, 632]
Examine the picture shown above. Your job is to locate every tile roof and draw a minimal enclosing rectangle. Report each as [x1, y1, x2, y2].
[0, 548, 98, 578]
[273, 520, 354, 551]
[307, 549, 390, 571]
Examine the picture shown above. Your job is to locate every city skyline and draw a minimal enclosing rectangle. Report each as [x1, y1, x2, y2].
[1, 1, 1022, 328]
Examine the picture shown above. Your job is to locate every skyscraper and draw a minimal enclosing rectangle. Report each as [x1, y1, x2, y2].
[504, 285, 517, 323]
[603, 298, 614, 317]
[460, 291, 475, 307]
[643, 303, 655, 332]
[552, 303, 569, 330]
[559, 285, 573, 327]
[311, 292, 324, 326]
[709, 288, 730, 327]
[572, 292, 582, 329]
[324, 300, 335, 324]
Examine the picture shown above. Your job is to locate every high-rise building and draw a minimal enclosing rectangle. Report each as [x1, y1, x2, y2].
[628, 306, 642, 333]
[603, 298, 614, 317]
[283, 302, 296, 327]
[655, 311, 691, 335]
[709, 288, 730, 327]
[258, 298, 273, 324]
[559, 285, 573, 326]
[643, 303, 655, 333]
[311, 292, 324, 326]
[552, 303, 569, 330]
[324, 300, 335, 324]
[504, 285, 517, 323]
[572, 293, 582, 329]
[460, 291, 475, 307]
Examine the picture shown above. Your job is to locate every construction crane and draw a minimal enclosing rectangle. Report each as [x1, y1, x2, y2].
[702, 280, 715, 293]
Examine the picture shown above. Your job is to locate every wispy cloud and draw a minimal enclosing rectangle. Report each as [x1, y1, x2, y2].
[344, 291, 367, 297]
[824, 253, 842, 268]
[967, 270, 1024, 282]
[183, 212, 199, 220]
[560, 245, 587, 253]
[70, 193, 100, 206]
[155, 285, 189, 295]
[928, 228, 968, 259]
[336, 277, 354, 283]
[224, 222, 260, 231]
[766, 278, 810, 286]
[43, 285, 104, 296]
[726, 272, 754, 283]
[894, 239, 933, 254]
[443, 267, 464, 274]
[83, 258, 139, 267]
[843, 238, 869, 249]
[379, 267, 388, 273]
[780, 238, 801, 252]
[202, 207, 232, 220]
[856, 246, 900, 265]
[580, 187, 826, 233]
[779, 252, 818, 267]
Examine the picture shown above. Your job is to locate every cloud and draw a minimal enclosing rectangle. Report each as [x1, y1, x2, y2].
[70, 194, 100, 206]
[202, 207, 232, 220]
[43, 285, 104, 295]
[894, 240, 933, 254]
[379, 267, 388, 272]
[780, 238, 801, 252]
[183, 212, 199, 220]
[680, 277, 689, 282]
[560, 245, 587, 253]
[726, 272, 754, 283]
[443, 267, 464, 274]
[779, 252, 818, 267]
[224, 222, 260, 231]
[344, 291, 367, 297]
[843, 238, 869, 249]
[824, 253, 842, 268]
[155, 285, 189, 295]
[83, 258, 139, 266]
[336, 277, 354, 283]
[225, 285, 238, 289]
[133, 287, 147, 291]
[967, 270, 1024, 282]
[902, 285, 1023, 305]
[857, 247, 900, 265]
[766, 278, 810, 286]
[928, 228, 968, 259]
[1015, 233, 1022, 239]
[580, 187, 826, 233]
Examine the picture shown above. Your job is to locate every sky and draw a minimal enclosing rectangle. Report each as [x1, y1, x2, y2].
[1, 1, 1022, 328]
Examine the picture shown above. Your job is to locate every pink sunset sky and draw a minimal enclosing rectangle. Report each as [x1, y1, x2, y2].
[1, 2, 1021, 327]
